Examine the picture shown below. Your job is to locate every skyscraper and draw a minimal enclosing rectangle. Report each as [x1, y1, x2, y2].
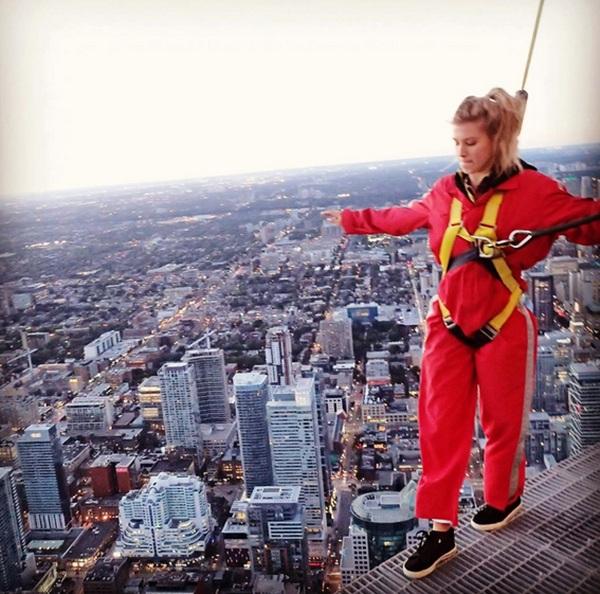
[158, 362, 202, 455]
[0, 467, 26, 592]
[527, 272, 555, 333]
[233, 372, 272, 496]
[568, 363, 600, 455]
[183, 348, 231, 423]
[535, 345, 555, 411]
[267, 377, 326, 539]
[265, 326, 294, 386]
[118, 473, 213, 557]
[17, 423, 71, 530]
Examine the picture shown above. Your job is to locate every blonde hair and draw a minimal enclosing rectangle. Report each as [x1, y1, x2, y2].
[452, 88, 527, 177]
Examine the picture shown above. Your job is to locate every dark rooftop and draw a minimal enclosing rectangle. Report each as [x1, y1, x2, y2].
[343, 442, 600, 593]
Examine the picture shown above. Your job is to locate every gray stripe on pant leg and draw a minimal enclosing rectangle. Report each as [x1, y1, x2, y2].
[508, 305, 535, 500]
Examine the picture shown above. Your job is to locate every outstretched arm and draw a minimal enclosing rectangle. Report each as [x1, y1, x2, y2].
[322, 193, 432, 237]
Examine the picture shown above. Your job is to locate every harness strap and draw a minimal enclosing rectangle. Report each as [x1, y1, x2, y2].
[437, 193, 523, 347]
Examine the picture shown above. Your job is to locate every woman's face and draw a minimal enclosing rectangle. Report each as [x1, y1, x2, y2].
[453, 120, 494, 177]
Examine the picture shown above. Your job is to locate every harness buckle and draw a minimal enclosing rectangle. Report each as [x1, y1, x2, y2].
[506, 229, 534, 250]
[471, 235, 502, 259]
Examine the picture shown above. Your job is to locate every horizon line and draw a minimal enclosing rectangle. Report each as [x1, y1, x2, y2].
[2, 141, 599, 203]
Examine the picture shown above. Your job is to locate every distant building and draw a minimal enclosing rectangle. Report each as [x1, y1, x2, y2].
[158, 362, 202, 456]
[88, 454, 139, 498]
[265, 326, 294, 386]
[527, 272, 554, 332]
[138, 376, 163, 429]
[341, 524, 370, 588]
[183, 348, 231, 423]
[66, 397, 114, 434]
[535, 346, 555, 411]
[318, 316, 354, 360]
[17, 424, 71, 530]
[117, 473, 213, 558]
[365, 359, 391, 385]
[84, 330, 122, 361]
[0, 467, 26, 592]
[83, 557, 129, 594]
[568, 363, 600, 455]
[346, 303, 378, 323]
[233, 373, 272, 496]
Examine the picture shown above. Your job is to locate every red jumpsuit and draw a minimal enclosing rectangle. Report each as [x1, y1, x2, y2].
[341, 169, 600, 525]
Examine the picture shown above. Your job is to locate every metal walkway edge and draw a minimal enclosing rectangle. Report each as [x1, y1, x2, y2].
[343, 442, 600, 594]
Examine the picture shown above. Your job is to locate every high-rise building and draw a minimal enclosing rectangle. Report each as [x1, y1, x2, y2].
[527, 272, 555, 332]
[138, 376, 163, 430]
[568, 363, 600, 455]
[233, 373, 272, 496]
[265, 326, 294, 386]
[341, 524, 370, 588]
[317, 316, 354, 360]
[117, 473, 213, 558]
[83, 330, 122, 361]
[0, 468, 26, 592]
[247, 486, 308, 583]
[158, 362, 202, 455]
[17, 424, 71, 530]
[183, 348, 230, 423]
[267, 378, 326, 539]
[535, 345, 555, 411]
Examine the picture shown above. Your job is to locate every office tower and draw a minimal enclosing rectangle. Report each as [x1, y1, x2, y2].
[233, 373, 272, 496]
[17, 424, 71, 530]
[267, 377, 326, 539]
[579, 262, 600, 307]
[341, 524, 370, 588]
[138, 376, 163, 430]
[183, 348, 231, 423]
[535, 346, 555, 411]
[247, 486, 308, 583]
[265, 326, 294, 386]
[158, 362, 202, 455]
[317, 316, 354, 359]
[527, 272, 555, 332]
[568, 363, 600, 455]
[118, 473, 213, 558]
[0, 468, 26, 591]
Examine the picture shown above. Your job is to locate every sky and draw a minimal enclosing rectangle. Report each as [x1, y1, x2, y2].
[0, 0, 599, 197]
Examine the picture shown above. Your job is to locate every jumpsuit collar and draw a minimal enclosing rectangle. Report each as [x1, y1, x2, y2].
[455, 159, 537, 203]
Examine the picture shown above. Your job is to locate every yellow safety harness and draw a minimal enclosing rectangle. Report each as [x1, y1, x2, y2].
[438, 193, 523, 348]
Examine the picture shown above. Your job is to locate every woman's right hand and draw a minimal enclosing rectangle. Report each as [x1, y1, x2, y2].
[321, 209, 342, 226]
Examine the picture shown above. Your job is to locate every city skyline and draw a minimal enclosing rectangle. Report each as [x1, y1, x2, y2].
[1, 0, 599, 197]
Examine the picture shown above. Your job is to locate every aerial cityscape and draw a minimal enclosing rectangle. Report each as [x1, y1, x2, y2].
[0, 143, 599, 594]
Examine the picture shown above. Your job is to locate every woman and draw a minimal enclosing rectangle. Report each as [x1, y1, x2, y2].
[322, 88, 600, 579]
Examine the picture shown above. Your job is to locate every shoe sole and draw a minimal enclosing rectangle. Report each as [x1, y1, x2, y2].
[402, 545, 458, 580]
[470, 503, 523, 532]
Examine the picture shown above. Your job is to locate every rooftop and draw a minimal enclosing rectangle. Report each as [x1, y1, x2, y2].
[343, 442, 600, 594]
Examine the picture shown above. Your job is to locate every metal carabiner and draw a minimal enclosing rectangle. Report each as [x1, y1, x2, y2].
[506, 229, 534, 249]
[471, 235, 500, 259]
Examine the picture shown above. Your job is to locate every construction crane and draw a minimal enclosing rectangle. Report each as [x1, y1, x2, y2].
[6, 329, 38, 375]
[188, 329, 217, 350]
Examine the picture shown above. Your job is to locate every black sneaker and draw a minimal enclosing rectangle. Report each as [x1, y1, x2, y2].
[402, 528, 458, 579]
[470, 497, 522, 531]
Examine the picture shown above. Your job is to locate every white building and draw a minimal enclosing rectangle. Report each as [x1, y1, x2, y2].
[65, 397, 113, 433]
[265, 326, 294, 386]
[158, 362, 202, 455]
[341, 524, 370, 588]
[267, 377, 326, 540]
[117, 473, 213, 558]
[83, 330, 122, 361]
[183, 348, 230, 424]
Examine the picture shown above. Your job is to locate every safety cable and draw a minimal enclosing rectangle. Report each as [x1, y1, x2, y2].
[521, 0, 545, 90]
